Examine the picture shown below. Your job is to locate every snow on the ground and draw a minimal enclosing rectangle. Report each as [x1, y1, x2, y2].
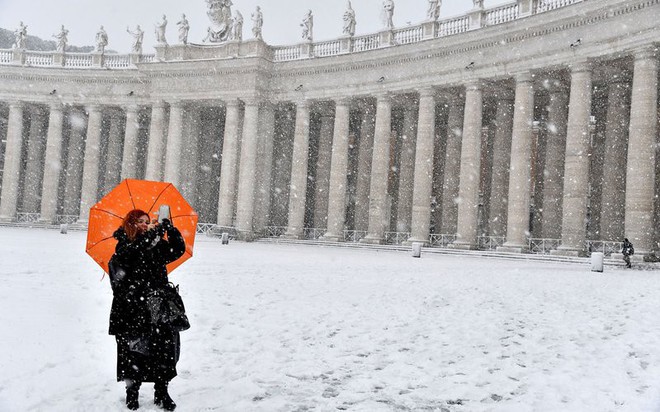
[1, 227, 660, 412]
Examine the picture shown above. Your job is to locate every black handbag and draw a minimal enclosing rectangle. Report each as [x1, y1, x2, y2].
[146, 283, 191, 332]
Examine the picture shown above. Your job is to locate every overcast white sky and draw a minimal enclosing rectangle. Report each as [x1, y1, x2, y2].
[0, 0, 510, 53]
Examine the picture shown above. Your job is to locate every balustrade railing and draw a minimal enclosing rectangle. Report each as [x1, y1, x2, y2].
[438, 16, 470, 37]
[104, 54, 132, 69]
[313, 40, 341, 57]
[140, 54, 156, 63]
[64, 53, 93, 68]
[586, 240, 623, 257]
[393, 25, 424, 45]
[0, 50, 13, 63]
[537, 0, 582, 13]
[486, 2, 519, 25]
[343, 230, 367, 242]
[273, 45, 301, 61]
[25, 51, 53, 66]
[352, 33, 381, 52]
[528, 238, 561, 254]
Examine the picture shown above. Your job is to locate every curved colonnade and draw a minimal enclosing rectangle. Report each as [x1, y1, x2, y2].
[0, 0, 658, 257]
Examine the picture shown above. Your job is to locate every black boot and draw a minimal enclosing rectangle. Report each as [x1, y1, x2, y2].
[154, 381, 176, 411]
[125, 380, 141, 410]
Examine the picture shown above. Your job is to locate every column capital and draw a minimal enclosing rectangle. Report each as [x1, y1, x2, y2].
[49, 101, 64, 111]
[569, 60, 592, 73]
[241, 97, 262, 106]
[151, 100, 167, 109]
[464, 80, 484, 91]
[85, 104, 102, 114]
[417, 87, 436, 99]
[167, 100, 184, 109]
[8, 101, 25, 110]
[375, 92, 392, 102]
[123, 104, 140, 113]
[632, 45, 658, 61]
[295, 99, 311, 109]
[335, 97, 352, 107]
[513, 71, 534, 83]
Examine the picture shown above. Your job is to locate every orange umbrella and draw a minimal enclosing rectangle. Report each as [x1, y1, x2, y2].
[86, 179, 198, 274]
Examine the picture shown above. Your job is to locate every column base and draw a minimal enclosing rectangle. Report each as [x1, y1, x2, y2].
[359, 235, 384, 245]
[403, 237, 428, 247]
[320, 233, 343, 242]
[448, 241, 479, 250]
[496, 244, 527, 254]
[550, 247, 586, 257]
[0, 215, 15, 223]
[236, 231, 256, 242]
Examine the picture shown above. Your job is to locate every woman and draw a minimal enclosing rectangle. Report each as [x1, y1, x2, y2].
[108, 209, 186, 410]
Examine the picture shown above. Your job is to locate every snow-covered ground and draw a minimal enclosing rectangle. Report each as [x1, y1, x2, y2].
[1, 227, 659, 412]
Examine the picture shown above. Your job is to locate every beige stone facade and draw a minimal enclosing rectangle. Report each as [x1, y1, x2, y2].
[0, 0, 658, 257]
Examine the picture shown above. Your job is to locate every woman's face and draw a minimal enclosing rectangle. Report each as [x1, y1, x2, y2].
[135, 215, 150, 234]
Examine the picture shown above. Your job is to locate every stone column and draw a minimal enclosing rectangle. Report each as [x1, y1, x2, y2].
[314, 111, 335, 229]
[235, 98, 261, 238]
[624, 47, 658, 255]
[0, 102, 25, 221]
[488, 90, 514, 237]
[499, 73, 535, 252]
[216, 99, 241, 227]
[145, 101, 167, 181]
[39, 102, 65, 223]
[553, 62, 593, 256]
[119, 105, 140, 180]
[103, 109, 124, 194]
[397, 104, 418, 233]
[408, 88, 436, 244]
[78, 105, 103, 222]
[452, 82, 483, 248]
[163, 101, 185, 186]
[253, 103, 276, 234]
[541, 83, 569, 239]
[361, 93, 392, 244]
[600, 79, 630, 241]
[284, 100, 312, 238]
[22, 106, 48, 213]
[354, 102, 376, 232]
[441, 95, 464, 234]
[323, 98, 351, 241]
[180, 106, 201, 203]
[62, 107, 87, 216]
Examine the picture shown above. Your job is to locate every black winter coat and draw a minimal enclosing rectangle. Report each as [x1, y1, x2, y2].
[108, 223, 186, 336]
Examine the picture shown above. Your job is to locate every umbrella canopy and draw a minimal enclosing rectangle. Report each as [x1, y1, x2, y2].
[86, 179, 198, 274]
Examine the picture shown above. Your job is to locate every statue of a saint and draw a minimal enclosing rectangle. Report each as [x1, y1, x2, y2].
[95, 26, 108, 53]
[177, 14, 190, 44]
[251, 6, 263, 40]
[53, 25, 68, 52]
[342, 1, 356, 37]
[301, 10, 313, 42]
[155, 14, 168, 44]
[427, 0, 441, 21]
[382, 0, 395, 30]
[231, 10, 244, 41]
[127, 25, 144, 54]
[14, 21, 28, 49]
[472, 0, 484, 9]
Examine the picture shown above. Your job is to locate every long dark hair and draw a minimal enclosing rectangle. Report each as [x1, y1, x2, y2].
[121, 209, 149, 241]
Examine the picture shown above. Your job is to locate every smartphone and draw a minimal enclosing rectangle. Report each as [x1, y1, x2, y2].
[157, 204, 171, 223]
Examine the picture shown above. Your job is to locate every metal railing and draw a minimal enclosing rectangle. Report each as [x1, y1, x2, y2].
[343, 230, 367, 242]
[586, 240, 623, 257]
[196, 223, 216, 235]
[15, 212, 40, 223]
[264, 226, 287, 237]
[429, 233, 456, 247]
[303, 227, 326, 240]
[528, 238, 561, 254]
[385, 231, 411, 245]
[54, 214, 78, 224]
[478, 235, 506, 250]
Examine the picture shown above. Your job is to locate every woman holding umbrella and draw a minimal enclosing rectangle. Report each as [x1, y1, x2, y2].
[108, 209, 186, 411]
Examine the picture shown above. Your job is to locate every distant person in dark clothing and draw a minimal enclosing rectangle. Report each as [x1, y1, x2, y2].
[622, 238, 634, 268]
[109, 209, 186, 410]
